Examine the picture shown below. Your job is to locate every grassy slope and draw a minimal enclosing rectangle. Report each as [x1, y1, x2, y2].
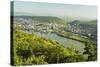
[13, 28, 84, 65]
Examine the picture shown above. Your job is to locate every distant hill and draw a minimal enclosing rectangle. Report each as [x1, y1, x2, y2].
[69, 20, 97, 28]
[13, 12, 34, 16]
[13, 16, 65, 24]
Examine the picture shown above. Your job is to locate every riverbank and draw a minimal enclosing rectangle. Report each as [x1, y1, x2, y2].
[55, 31, 87, 43]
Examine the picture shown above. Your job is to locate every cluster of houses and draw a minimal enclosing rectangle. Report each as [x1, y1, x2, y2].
[14, 21, 62, 33]
[65, 22, 97, 39]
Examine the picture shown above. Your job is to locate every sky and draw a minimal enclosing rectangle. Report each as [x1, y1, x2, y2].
[13, 1, 97, 19]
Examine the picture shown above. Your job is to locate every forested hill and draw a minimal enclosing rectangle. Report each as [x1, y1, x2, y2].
[12, 27, 86, 65]
[13, 16, 65, 24]
[68, 20, 97, 28]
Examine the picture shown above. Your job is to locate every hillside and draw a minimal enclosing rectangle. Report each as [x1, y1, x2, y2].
[13, 16, 65, 24]
[11, 28, 86, 65]
[69, 20, 97, 28]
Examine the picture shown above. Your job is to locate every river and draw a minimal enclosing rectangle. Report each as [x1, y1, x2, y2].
[34, 32, 85, 53]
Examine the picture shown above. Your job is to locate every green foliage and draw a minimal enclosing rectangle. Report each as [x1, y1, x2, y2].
[64, 55, 86, 63]
[83, 40, 97, 61]
[12, 27, 97, 66]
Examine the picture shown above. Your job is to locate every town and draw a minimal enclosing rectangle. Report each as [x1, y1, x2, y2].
[14, 16, 97, 40]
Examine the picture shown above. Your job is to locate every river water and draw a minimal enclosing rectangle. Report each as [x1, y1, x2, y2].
[34, 32, 85, 53]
